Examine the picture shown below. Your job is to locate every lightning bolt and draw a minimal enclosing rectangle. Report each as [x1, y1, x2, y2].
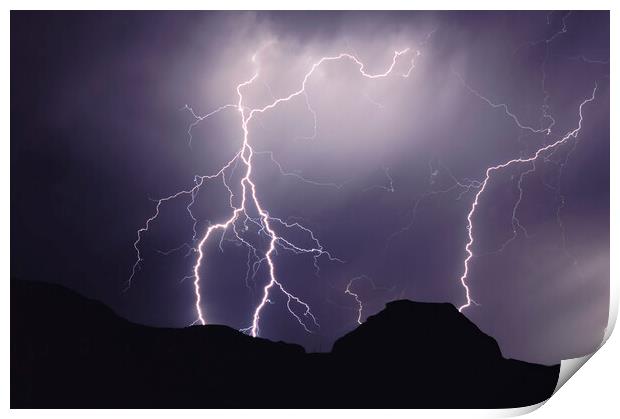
[456, 84, 597, 312]
[345, 277, 367, 325]
[344, 275, 392, 325]
[453, 11, 602, 312]
[129, 43, 421, 337]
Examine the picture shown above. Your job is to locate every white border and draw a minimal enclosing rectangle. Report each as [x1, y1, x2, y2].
[3, 1, 617, 417]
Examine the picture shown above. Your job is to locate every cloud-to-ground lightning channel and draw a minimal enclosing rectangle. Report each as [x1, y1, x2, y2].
[129, 45, 420, 337]
[345, 275, 393, 325]
[450, 12, 602, 312]
[456, 84, 597, 312]
[345, 276, 368, 325]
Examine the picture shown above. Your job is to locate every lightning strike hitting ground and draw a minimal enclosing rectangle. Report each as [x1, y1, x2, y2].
[344, 275, 388, 325]
[129, 44, 421, 337]
[345, 276, 367, 325]
[452, 12, 603, 312]
[457, 84, 597, 312]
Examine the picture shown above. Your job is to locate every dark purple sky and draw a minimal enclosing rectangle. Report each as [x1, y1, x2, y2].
[11, 11, 609, 364]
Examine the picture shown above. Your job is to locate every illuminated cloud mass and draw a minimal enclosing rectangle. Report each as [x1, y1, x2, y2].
[11, 11, 609, 364]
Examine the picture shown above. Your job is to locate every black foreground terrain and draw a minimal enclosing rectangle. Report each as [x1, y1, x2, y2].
[11, 280, 559, 408]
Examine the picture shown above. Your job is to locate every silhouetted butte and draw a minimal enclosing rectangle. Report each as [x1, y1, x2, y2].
[11, 280, 559, 408]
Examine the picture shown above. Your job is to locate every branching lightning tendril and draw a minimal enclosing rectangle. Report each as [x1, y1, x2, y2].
[456, 84, 597, 312]
[129, 45, 421, 336]
[345, 275, 394, 325]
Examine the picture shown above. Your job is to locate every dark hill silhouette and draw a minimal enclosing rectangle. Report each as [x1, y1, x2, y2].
[11, 280, 559, 408]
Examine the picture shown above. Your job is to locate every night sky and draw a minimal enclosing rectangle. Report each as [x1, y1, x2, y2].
[11, 11, 609, 365]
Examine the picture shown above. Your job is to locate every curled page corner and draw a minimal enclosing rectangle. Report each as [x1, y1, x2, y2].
[553, 281, 618, 395]
[555, 354, 593, 392]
